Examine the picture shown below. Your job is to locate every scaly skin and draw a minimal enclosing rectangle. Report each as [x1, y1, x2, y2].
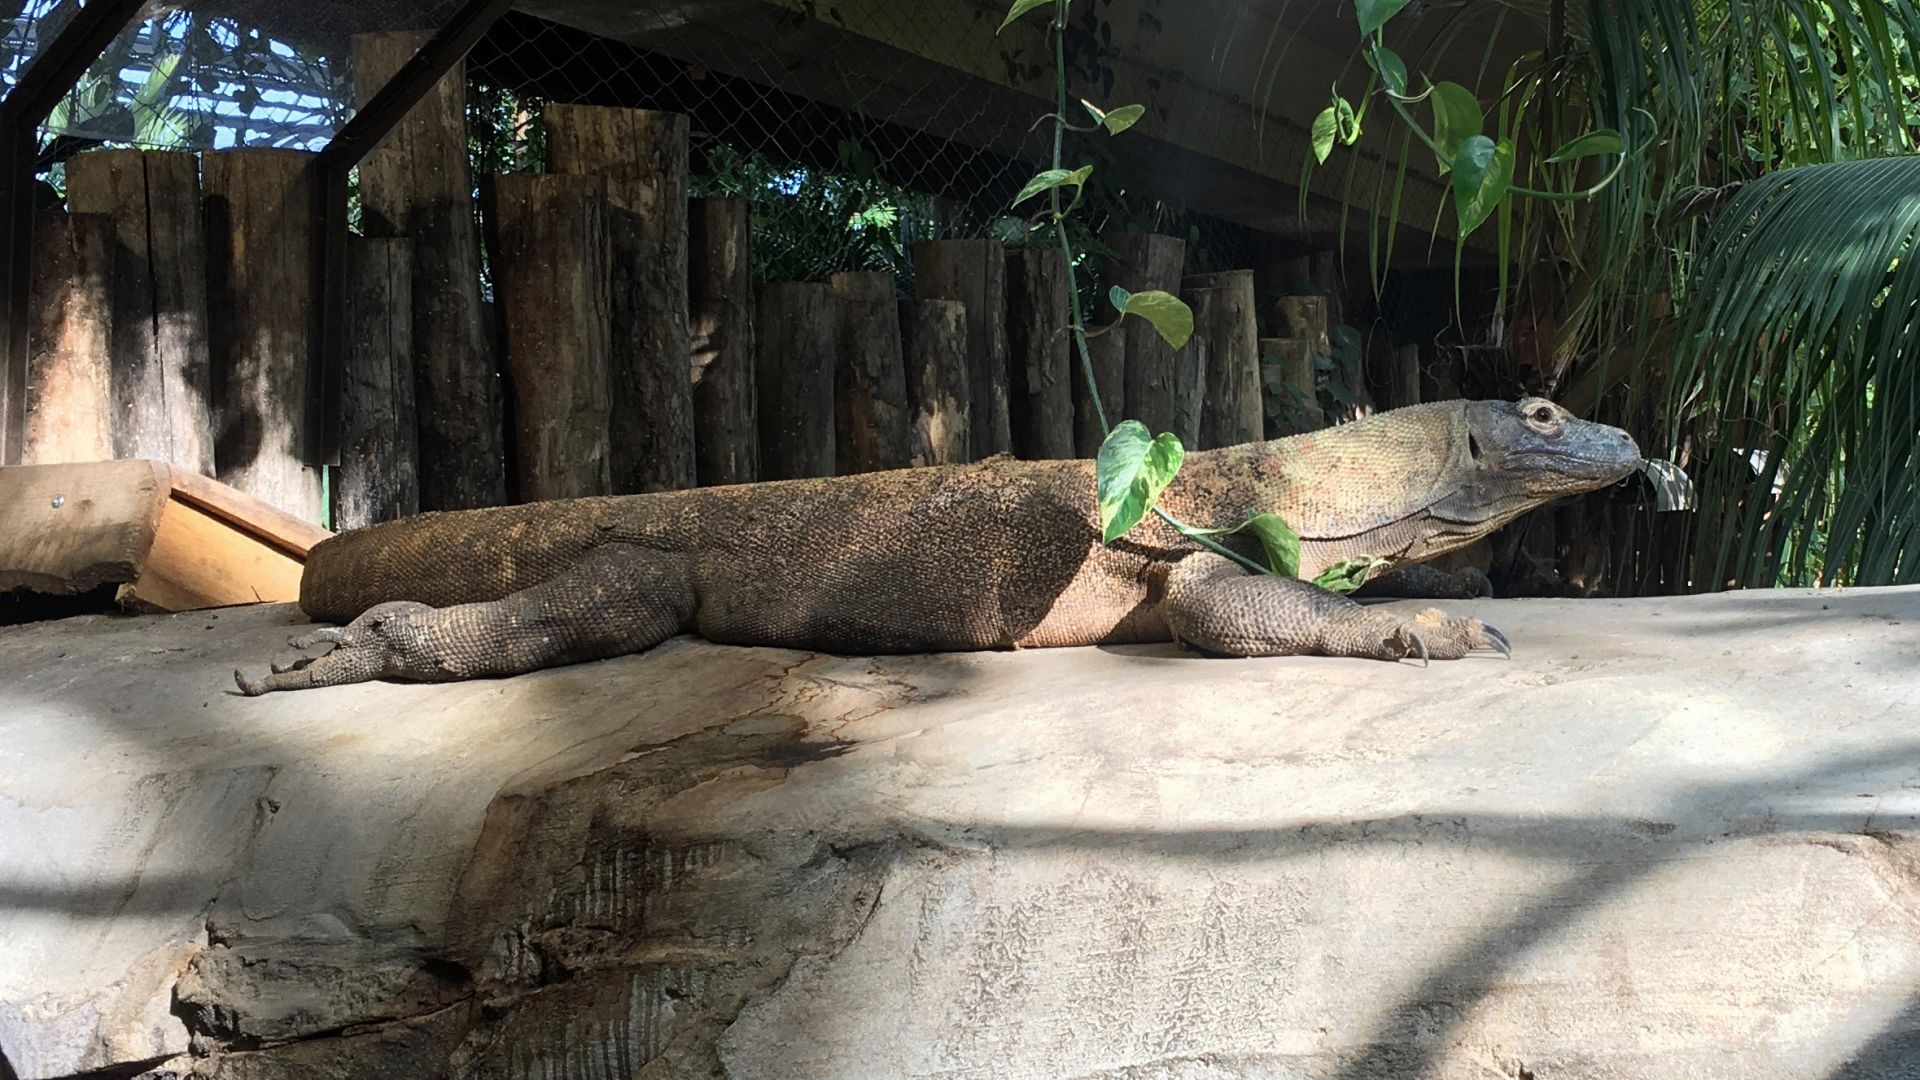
[235, 398, 1640, 694]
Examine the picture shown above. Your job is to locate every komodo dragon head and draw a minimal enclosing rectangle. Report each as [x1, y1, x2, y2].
[1253, 396, 1644, 578]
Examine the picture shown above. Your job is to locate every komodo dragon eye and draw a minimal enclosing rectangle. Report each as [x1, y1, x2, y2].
[1528, 404, 1559, 427]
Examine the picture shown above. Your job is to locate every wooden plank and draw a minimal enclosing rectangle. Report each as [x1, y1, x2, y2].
[0, 459, 167, 595]
[755, 282, 837, 480]
[828, 270, 911, 474]
[1006, 249, 1074, 460]
[899, 297, 969, 467]
[1185, 272, 1261, 449]
[121, 495, 305, 612]
[688, 197, 758, 487]
[1104, 232, 1185, 436]
[1073, 315, 1124, 458]
[64, 149, 213, 474]
[484, 173, 613, 502]
[203, 149, 324, 522]
[352, 30, 505, 511]
[166, 465, 331, 559]
[1261, 337, 1322, 436]
[912, 239, 1008, 459]
[332, 238, 418, 531]
[544, 103, 695, 493]
[23, 210, 111, 465]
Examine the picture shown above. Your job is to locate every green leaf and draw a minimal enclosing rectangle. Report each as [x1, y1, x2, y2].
[1544, 128, 1624, 163]
[1096, 421, 1185, 544]
[1356, 0, 1411, 35]
[1368, 45, 1408, 97]
[1451, 135, 1514, 234]
[1428, 81, 1483, 172]
[1312, 106, 1339, 164]
[1240, 512, 1302, 577]
[1313, 556, 1383, 593]
[998, 0, 1055, 33]
[1100, 103, 1145, 135]
[1114, 288, 1194, 349]
[1012, 164, 1092, 207]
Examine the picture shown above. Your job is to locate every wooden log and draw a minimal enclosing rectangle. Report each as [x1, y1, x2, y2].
[352, 30, 505, 511]
[1171, 332, 1207, 449]
[1274, 295, 1332, 355]
[688, 197, 758, 487]
[828, 271, 911, 473]
[1261, 337, 1323, 436]
[911, 239, 1009, 458]
[1005, 249, 1074, 460]
[484, 174, 613, 502]
[332, 238, 418, 531]
[1073, 318, 1124, 458]
[1424, 345, 1465, 402]
[899, 298, 970, 467]
[202, 149, 324, 522]
[1103, 232, 1186, 436]
[1392, 344, 1421, 409]
[65, 149, 213, 474]
[755, 282, 837, 480]
[23, 211, 112, 465]
[543, 103, 694, 493]
[1183, 271, 1261, 449]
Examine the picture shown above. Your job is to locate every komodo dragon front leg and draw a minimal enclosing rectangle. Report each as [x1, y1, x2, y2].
[234, 544, 693, 695]
[1162, 553, 1510, 662]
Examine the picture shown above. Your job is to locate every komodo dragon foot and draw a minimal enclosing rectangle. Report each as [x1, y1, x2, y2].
[1162, 553, 1510, 663]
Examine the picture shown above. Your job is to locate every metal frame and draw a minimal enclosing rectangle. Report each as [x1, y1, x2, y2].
[310, 0, 516, 465]
[0, 0, 148, 465]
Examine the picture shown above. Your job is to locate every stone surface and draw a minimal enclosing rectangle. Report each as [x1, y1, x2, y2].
[0, 588, 1917, 1078]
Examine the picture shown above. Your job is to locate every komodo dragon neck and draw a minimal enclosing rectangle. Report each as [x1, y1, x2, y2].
[236, 398, 1641, 694]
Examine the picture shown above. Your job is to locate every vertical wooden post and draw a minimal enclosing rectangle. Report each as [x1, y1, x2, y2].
[332, 238, 417, 530]
[1391, 344, 1422, 410]
[1005, 249, 1074, 460]
[1185, 271, 1261, 449]
[485, 174, 613, 502]
[1275, 295, 1331, 355]
[65, 149, 213, 474]
[828, 271, 911, 474]
[900, 297, 969, 467]
[688, 197, 758, 487]
[1103, 232, 1185, 436]
[1073, 319, 1124, 458]
[755, 282, 837, 480]
[202, 149, 324, 521]
[543, 103, 695, 493]
[912, 239, 1008, 459]
[23, 211, 112, 464]
[1261, 337, 1322, 435]
[352, 30, 504, 511]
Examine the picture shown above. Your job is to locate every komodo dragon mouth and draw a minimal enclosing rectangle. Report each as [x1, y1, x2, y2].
[235, 397, 1642, 695]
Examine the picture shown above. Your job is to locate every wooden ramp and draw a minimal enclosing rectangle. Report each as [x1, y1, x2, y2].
[0, 460, 331, 613]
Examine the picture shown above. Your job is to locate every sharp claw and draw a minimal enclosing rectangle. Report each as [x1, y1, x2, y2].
[1482, 623, 1512, 658]
[1408, 630, 1430, 667]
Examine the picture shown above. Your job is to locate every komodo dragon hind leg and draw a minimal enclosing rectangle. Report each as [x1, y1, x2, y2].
[1161, 553, 1510, 662]
[234, 544, 695, 695]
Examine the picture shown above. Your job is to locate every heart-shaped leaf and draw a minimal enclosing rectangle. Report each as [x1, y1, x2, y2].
[1184, 511, 1302, 577]
[1429, 81, 1483, 172]
[998, 0, 1056, 34]
[1096, 421, 1185, 543]
[1112, 288, 1194, 349]
[1313, 556, 1384, 593]
[1368, 44, 1408, 96]
[1451, 135, 1515, 234]
[1012, 164, 1092, 207]
[1545, 128, 1624, 162]
[1099, 102, 1145, 134]
[1312, 105, 1340, 163]
[1356, 0, 1411, 35]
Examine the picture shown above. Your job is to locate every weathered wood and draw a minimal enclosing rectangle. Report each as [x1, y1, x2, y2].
[1392, 344, 1421, 409]
[484, 174, 612, 502]
[755, 282, 837, 480]
[202, 150, 324, 522]
[1073, 318, 1124, 458]
[544, 103, 695, 493]
[911, 239, 1008, 458]
[1005, 249, 1074, 460]
[899, 298, 970, 467]
[65, 149, 213, 474]
[332, 238, 418, 531]
[828, 271, 911, 474]
[1261, 337, 1322, 436]
[1104, 232, 1186, 435]
[352, 30, 505, 511]
[1274, 295, 1331, 355]
[689, 197, 758, 487]
[23, 211, 112, 465]
[1184, 272, 1261, 449]
[1424, 345, 1464, 402]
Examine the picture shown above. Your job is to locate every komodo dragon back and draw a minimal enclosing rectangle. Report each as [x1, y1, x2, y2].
[241, 398, 1641, 695]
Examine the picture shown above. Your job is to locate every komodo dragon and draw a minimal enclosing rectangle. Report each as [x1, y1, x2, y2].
[234, 397, 1640, 694]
